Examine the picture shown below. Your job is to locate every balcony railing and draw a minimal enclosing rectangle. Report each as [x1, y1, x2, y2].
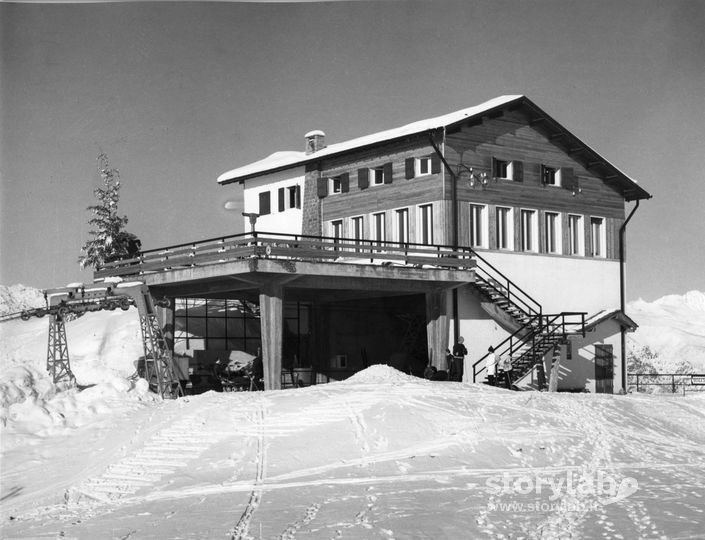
[94, 231, 477, 280]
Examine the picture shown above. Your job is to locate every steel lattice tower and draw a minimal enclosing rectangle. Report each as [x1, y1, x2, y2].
[46, 313, 76, 385]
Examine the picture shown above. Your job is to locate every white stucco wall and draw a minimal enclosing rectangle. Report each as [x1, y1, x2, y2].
[479, 251, 621, 314]
[457, 251, 623, 387]
[242, 168, 305, 235]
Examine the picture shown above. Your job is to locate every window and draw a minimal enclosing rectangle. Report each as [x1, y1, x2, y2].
[352, 216, 364, 247]
[544, 212, 561, 254]
[496, 207, 513, 250]
[493, 159, 509, 179]
[395, 208, 409, 246]
[492, 158, 523, 181]
[331, 220, 343, 250]
[330, 176, 342, 194]
[288, 185, 301, 209]
[469, 204, 488, 248]
[568, 214, 584, 255]
[417, 157, 433, 176]
[590, 217, 606, 257]
[419, 204, 433, 245]
[372, 212, 386, 245]
[173, 298, 261, 356]
[258, 191, 271, 216]
[541, 165, 559, 186]
[520, 209, 538, 252]
[406, 156, 439, 179]
[368, 162, 393, 185]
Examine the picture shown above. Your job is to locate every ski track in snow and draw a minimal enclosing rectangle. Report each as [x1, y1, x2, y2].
[4, 375, 705, 539]
[230, 396, 267, 540]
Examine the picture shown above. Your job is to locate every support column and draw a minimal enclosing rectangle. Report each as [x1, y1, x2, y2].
[260, 282, 284, 390]
[426, 289, 450, 371]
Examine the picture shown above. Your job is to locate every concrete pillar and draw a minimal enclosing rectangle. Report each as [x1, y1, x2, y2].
[260, 282, 284, 390]
[426, 289, 450, 371]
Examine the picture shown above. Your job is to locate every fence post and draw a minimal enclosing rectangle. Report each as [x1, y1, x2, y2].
[672, 374, 676, 394]
[636, 374, 640, 393]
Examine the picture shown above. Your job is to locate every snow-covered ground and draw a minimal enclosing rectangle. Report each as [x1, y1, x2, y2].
[2, 285, 705, 539]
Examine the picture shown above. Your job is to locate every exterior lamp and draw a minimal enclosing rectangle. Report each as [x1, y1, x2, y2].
[457, 164, 489, 188]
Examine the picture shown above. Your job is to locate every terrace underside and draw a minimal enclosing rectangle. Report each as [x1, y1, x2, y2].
[139, 258, 476, 390]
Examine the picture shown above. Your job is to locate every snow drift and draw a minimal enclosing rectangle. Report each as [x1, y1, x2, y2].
[2, 285, 705, 538]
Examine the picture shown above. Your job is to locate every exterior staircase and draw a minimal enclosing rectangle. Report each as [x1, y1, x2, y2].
[468, 251, 586, 389]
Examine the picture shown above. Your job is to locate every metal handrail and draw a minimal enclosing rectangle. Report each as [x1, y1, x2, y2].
[472, 312, 586, 382]
[466, 248, 543, 319]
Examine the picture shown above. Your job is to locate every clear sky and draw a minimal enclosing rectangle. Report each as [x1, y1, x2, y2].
[1, 0, 703, 301]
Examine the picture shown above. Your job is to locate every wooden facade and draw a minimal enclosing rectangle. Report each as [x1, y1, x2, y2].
[310, 104, 628, 263]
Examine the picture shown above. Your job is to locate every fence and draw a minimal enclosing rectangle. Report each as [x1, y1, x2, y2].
[627, 373, 705, 395]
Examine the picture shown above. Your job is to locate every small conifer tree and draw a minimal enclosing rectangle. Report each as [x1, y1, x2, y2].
[78, 153, 141, 270]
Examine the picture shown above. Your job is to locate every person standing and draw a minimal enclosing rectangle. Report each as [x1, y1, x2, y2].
[486, 346, 498, 386]
[451, 337, 468, 382]
[501, 355, 513, 389]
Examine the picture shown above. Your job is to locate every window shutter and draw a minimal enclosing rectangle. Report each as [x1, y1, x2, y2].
[431, 155, 441, 174]
[317, 177, 328, 198]
[358, 168, 369, 189]
[492, 157, 498, 177]
[405, 158, 415, 179]
[561, 167, 574, 189]
[259, 191, 271, 215]
[383, 162, 393, 184]
[341, 173, 350, 193]
[540, 164, 547, 185]
[513, 161, 523, 182]
[295, 185, 301, 208]
[278, 188, 285, 212]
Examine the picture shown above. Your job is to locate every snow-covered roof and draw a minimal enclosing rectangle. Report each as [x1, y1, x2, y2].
[217, 95, 522, 184]
[217, 95, 651, 201]
[582, 309, 638, 333]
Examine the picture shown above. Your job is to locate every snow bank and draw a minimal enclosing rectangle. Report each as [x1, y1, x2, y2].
[343, 364, 423, 384]
[1, 284, 149, 435]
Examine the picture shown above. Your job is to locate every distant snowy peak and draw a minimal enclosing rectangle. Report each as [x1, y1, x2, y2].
[654, 290, 705, 312]
[627, 290, 705, 372]
[0, 284, 45, 316]
[630, 290, 705, 312]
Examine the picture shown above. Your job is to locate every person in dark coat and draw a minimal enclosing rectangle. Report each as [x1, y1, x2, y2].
[451, 337, 468, 382]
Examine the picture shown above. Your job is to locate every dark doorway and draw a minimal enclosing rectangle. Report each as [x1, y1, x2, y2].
[595, 344, 614, 394]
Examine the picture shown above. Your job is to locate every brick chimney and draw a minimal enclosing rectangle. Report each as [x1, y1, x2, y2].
[305, 130, 326, 155]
